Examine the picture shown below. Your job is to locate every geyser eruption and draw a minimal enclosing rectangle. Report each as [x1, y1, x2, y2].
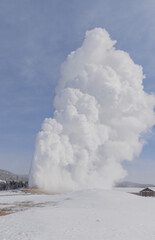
[29, 28, 155, 193]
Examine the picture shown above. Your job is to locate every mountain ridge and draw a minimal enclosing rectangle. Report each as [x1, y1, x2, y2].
[0, 169, 28, 183]
[115, 180, 155, 188]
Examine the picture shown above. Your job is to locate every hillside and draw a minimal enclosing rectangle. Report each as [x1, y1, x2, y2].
[0, 169, 28, 190]
[115, 180, 155, 188]
[0, 169, 28, 182]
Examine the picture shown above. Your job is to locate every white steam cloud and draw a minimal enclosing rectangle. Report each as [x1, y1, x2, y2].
[29, 28, 155, 193]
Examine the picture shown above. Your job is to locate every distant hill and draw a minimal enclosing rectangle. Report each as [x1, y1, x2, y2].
[0, 169, 28, 183]
[115, 181, 155, 188]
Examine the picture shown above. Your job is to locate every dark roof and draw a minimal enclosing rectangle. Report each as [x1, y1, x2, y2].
[140, 188, 154, 193]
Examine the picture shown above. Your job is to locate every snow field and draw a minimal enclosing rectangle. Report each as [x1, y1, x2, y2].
[0, 189, 155, 240]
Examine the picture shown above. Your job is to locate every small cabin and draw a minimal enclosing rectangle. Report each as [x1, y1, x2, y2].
[139, 188, 155, 197]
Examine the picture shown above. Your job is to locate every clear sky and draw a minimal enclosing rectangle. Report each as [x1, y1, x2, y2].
[0, 0, 155, 183]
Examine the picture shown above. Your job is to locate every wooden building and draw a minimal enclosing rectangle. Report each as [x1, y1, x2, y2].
[139, 188, 155, 197]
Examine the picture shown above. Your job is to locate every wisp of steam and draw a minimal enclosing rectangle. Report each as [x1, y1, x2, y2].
[29, 28, 155, 193]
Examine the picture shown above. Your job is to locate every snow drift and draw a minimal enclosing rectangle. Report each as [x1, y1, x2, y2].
[29, 28, 155, 193]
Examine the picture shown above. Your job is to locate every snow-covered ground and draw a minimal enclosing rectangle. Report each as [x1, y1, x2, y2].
[0, 188, 155, 240]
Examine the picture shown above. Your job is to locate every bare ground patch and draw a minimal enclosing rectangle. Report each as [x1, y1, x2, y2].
[21, 188, 47, 194]
[0, 190, 58, 217]
[0, 207, 16, 216]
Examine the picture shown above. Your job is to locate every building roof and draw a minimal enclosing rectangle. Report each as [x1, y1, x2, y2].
[140, 188, 155, 193]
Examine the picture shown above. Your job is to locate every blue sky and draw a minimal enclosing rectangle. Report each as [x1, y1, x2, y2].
[0, 0, 155, 183]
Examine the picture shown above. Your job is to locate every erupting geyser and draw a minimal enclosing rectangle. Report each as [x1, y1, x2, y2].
[29, 28, 155, 193]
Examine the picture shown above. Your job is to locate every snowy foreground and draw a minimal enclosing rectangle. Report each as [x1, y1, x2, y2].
[0, 188, 155, 240]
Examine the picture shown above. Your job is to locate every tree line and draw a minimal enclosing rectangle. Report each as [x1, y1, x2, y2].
[0, 180, 28, 190]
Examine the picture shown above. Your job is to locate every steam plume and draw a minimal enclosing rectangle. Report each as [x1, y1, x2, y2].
[29, 28, 155, 193]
